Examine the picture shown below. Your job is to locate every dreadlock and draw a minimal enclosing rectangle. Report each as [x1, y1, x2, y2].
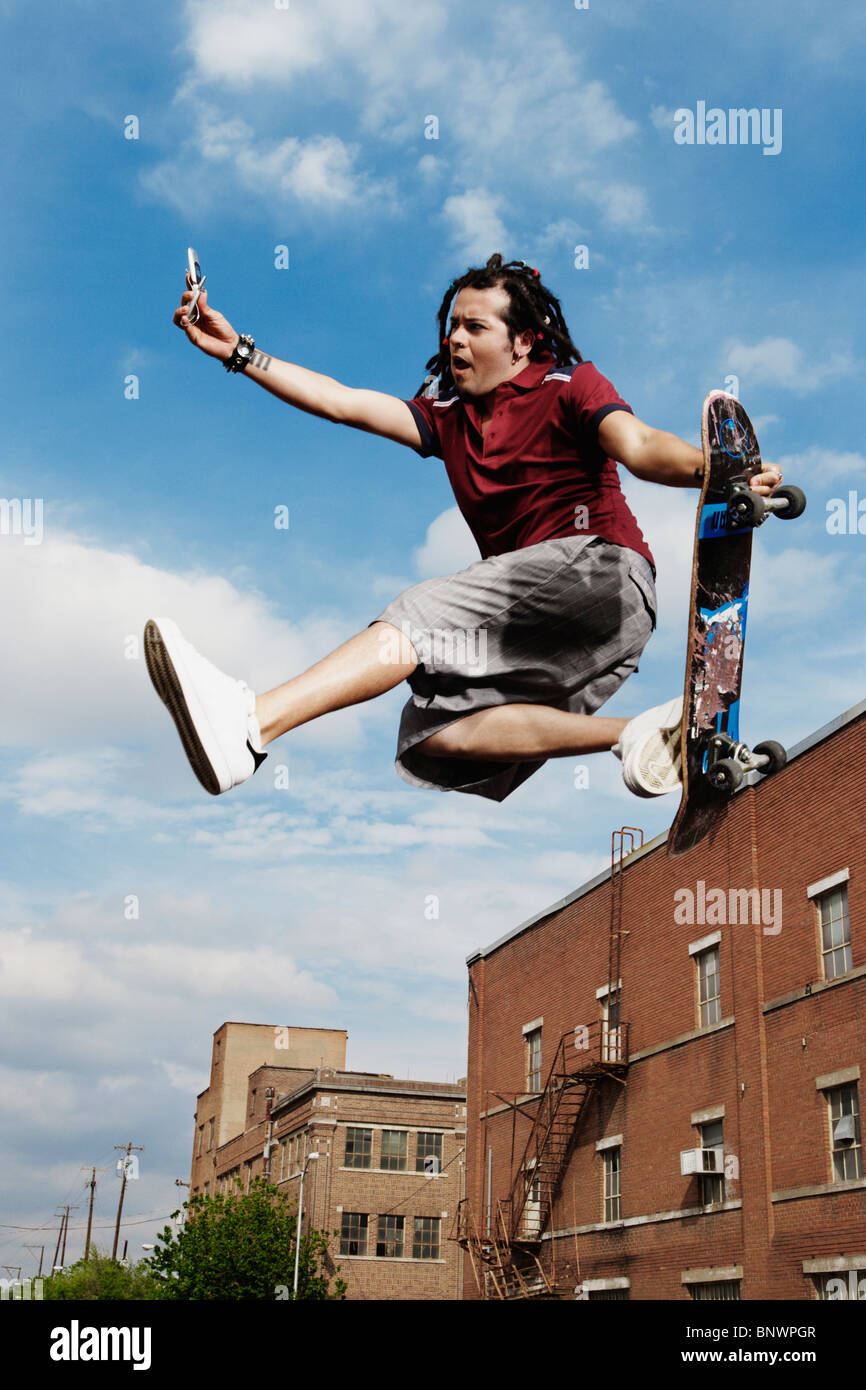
[417, 253, 583, 395]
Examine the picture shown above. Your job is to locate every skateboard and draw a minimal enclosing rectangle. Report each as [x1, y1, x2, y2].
[667, 392, 805, 857]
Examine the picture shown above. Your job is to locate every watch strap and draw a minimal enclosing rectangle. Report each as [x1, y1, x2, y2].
[225, 334, 255, 373]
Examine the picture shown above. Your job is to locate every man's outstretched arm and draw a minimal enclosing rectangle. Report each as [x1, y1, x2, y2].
[598, 410, 782, 495]
[174, 286, 423, 450]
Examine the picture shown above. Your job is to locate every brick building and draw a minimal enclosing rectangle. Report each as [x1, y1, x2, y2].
[459, 698, 866, 1300]
[190, 1022, 466, 1299]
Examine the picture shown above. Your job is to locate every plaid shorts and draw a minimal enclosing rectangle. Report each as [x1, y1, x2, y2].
[372, 535, 656, 801]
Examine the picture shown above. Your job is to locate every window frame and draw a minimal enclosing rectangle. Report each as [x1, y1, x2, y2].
[412, 1215, 441, 1260]
[696, 945, 722, 1028]
[380, 1129, 408, 1172]
[340, 1211, 368, 1257]
[816, 884, 852, 981]
[826, 1082, 863, 1183]
[415, 1131, 444, 1174]
[526, 1027, 543, 1092]
[603, 1146, 622, 1223]
[376, 1213, 404, 1258]
[344, 1126, 373, 1170]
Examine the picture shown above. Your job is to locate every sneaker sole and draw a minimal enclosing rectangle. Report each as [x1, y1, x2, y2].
[634, 724, 683, 795]
[144, 619, 225, 795]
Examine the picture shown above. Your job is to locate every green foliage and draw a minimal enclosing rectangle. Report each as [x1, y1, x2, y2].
[41, 1249, 164, 1301]
[146, 1177, 346, 1301]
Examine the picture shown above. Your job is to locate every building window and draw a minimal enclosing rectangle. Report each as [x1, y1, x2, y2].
[811, 1271, 866, 1300]
[588, 1288, 629, 1301]
[376, 1214, 404, 1258]
[526, 1027, 542, 1091]
[601, 990, 622, 1062]
[380, 1130, 408, 1172]
[827, 1083, 862, 1182]
[522, 1163, 542, 1237]
[689, 1280, 741, 1301]
[412, 1216, 441, 1259]
[279, 1140, 287, 1182]
[207, 1117, 215, 1150]
[196, 1125, 204, 1157]
[344, 1127, 373, 1169]
[697, 946, 721, 1027]
[604, 1147, 622, 1223]
[250, 1089, 256, 1115]
[818, 886, 852, 980]
[340, 1212, 368, 1257]
[416, 1131, 443, 1173]
[203, 1181, 210, 1197]
[698, 1120, 725, 1204]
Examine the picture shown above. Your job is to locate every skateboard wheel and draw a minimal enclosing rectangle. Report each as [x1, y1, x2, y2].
[753, 740, 787, 774]
[773, 485, 806, 520]
[728, 489, 765, 527]
[707, 758, 744, 793]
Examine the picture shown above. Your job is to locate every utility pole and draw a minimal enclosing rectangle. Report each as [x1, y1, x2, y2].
[81, 1166, 106, 1261]
[24, 1245, 45, 1278]
[60, 1205, 77, 1266]
[112, 1143, 144, 1261]
[52, 1211, 64, 1271]
[52, 1206, 77, 1271]
[2, 1265, 21, 1280]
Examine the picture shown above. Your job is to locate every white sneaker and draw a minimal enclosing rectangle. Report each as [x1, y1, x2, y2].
[144, 617, 267, 795]
[612, 696, 683, 797]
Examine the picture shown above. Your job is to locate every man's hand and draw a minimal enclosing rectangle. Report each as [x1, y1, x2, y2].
[173, 286, 238, 364]
[747, 463, 783, 496]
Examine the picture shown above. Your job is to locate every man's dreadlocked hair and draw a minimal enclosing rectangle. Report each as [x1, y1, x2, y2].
[417, 253, 583, 395]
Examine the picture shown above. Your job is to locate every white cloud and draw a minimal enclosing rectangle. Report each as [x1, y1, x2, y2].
[412, 506, 478, 579]
[650, 105, 677, 132]
[442, 189, 510, 263]
[588, 181, 652, 230]
[142, 106, 393, 214]
[0, 524, 367, 755]
[724, 336, 854, 392]
[777, 446, 866, 484]
[145, 1, 650, 247]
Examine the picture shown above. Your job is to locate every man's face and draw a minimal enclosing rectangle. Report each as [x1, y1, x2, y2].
[448, 285, 535, 398]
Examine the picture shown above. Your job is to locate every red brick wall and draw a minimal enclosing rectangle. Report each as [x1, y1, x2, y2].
[464, 710, 866, 1299]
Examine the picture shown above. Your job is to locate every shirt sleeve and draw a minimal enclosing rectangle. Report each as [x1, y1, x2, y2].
[564, 362, 633, 439]
[403, 395, 444, 459]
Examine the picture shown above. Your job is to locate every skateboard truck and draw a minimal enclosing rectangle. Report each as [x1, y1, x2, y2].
[725, 477, 807, 530]
[703, 730, 787, 793]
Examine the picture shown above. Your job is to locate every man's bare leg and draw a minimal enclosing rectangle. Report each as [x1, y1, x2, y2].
[256, 621, 417, 745]
[416, 706, 628, 761]
[256, 621, 627, 758]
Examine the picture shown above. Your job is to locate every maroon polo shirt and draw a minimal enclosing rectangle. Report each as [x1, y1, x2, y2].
[404, 356, 655, 572]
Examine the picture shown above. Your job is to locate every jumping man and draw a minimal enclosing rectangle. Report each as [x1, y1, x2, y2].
[144, 254, 783, 801]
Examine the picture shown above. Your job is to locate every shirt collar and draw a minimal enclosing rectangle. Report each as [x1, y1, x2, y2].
[501, 353, 559, 392]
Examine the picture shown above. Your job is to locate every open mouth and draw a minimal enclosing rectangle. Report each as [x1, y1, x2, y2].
[452, 356, 471, 372]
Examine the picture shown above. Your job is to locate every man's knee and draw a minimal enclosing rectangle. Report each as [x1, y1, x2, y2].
[416, 726, 464, 759]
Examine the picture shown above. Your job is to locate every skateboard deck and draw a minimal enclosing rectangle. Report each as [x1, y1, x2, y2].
[667, 392, 803, 857]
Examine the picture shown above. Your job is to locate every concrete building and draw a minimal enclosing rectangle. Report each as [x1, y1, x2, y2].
[458, 698, 866, 1300]
[190, 1022, 466, 1300]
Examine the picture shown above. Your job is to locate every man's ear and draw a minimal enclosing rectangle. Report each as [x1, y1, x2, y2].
[516, 327, 536, 356]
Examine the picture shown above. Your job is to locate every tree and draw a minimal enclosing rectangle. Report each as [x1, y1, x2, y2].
[147, 1177, 346, 1301]
[41, 1249, 163, 1300]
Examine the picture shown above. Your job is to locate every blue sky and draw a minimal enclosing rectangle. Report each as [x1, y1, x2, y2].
[1, 0, 864, 1273]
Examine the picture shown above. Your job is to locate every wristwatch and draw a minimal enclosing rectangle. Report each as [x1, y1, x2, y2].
[224, 334, 255, 373]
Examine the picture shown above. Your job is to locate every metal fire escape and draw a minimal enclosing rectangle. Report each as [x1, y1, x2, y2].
[456, 828, 642, 1299]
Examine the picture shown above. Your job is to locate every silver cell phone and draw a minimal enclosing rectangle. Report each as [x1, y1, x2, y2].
[185, 247, 206, 324]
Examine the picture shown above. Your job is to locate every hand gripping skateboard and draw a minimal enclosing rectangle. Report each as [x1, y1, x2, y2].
[667, 392, 806, 857]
